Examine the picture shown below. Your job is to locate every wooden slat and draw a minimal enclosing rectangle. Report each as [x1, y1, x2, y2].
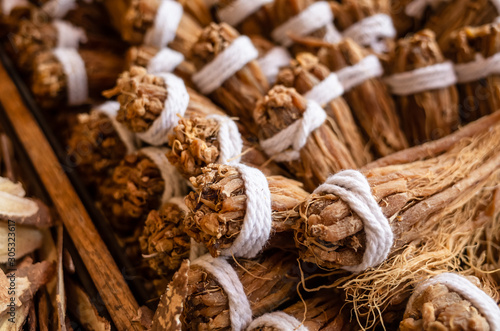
[0, 63, 142, 330]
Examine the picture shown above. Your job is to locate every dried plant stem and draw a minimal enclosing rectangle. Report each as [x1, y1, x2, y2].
[389, 29, 459, 145]
[184, 163, 309, 257]
[178, 0, 214, 26]
[318, 39, 408, 157]
[216, 0, 274, 37]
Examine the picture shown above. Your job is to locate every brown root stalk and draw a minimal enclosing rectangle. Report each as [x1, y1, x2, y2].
[254, 85, 357, 191]
[318, 39, 409, 157]
[389, 29, 459, 145]
[184, 163, 309, 257]
[190, 23, 269, 131]
[389, 0, 448, 37]
[31, 49, 125, 109]
[67, 110, 128, 187]
[177, 0, 214, 26]
[103, 66, 223, 134]
[448, 23, 500, 122]
[294, 123, 500, 270]
[216, 0, 274, 37]
[167, 116, 286, 179]
[276, 52, 373, 167]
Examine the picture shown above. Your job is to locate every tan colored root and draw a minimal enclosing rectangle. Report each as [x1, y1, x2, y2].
[217, 0, 274, 37]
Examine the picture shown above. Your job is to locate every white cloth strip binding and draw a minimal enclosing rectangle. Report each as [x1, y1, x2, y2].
[342, 14, 396, 53]
[147, 47, 184, 74]
[454, 53, 500, 83]
[258, 46, 292, 85]
[136, 73, 189, 146]
[260, 100, 326, 162]
[336, 55, 384, 92]
[247, 312, 308, 331]
[405, 273, 500, 331]
[272, 1, 340, 47]
[206, 114, 243, 165]
[53, 48, 88, 106]
[192, 36, 259, 94]
[2, 0, 28, 15]
[491, 0, 500, 14]
[139, 147, 187, 204]
[42, 0, 76, 18]
[220, 164, 272, 258]
[192, 255, 252, 331]
[304, 73, 344, 106]
[144, 0, 183, 48]
[95, 101, 136, 154]
[218, 0, 272, 27]
[314, 170, 393, 273]
[405, 0, 450, 18]
[384, 61, 456, 96]
[53, 20, 87, 49]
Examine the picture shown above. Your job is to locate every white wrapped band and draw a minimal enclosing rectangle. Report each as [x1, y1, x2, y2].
[192, 255, 252, 331]
[206, 114, 243, 165]
[272, 1, 341, 47]
[218, 0, 272, 27]
[405, 0, 450, 18]
[406, 273, 500, 330]
[95, 101, 136, 154]
[454, 53, 500, 83]
[337, 55, 384, 92]
[342, 14, 396, 53]
[247, 312, 308, 331]
[384, 61, 456, 96]
[139, 147, 187, 204]
[42, 0, 76, 18]
[193, 36, 259, 94]
[314, 170, 393, 273]
[258, 46, 291, 85]
[53, 20, 87, 49]
[136, 73, 189, 146]
[2, 0, 28, 15]
[53, 48, 88, 106]
[304, 73, 344, 106]
[491, 0, 500, 13]
[260, 100, 326, 162]
[221, 164, 272, 258]
[323, 22, 343, 45]
[144, 0, 183, 48]
[146, 47, 184, 74]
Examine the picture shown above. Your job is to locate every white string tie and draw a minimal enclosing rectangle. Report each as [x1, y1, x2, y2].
[260, 100, 326, 162]
[342, 14, 396, 53]
[218, 0, 273, 27]
[220, 164, 272, 258]
[137, 73, 189, 146]
[272, 1, 341, 47]
[405, 0, 450, 18]
[139, 147, 187, 204]
[384, 61, 456, 96]
[147, 47, 184, 74]
[192, 254, 252, 331]
[336, 55, 384, 92]
[247, 312, 308, 331]
[258, 46, 292, 85]
[206, 114, 243, 165]
[42, 0, 76, 18]
[304, 73, 344, 106]
[406, 273, 500, 331]
[314, 170, 393, 273]
[95, 101, 136, 154]
[454, 53, 500, 83]
[144, 0, 183, 48]
[2, 0, 28, 16]
[491, 0, 500, 13]
[53, 48, 88, 106]
[193, 36, 258, 94]
[53, 20, 87, 49]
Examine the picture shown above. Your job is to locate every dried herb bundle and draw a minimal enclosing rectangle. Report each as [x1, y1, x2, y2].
[167, 116, 285, 179]
[31, 49, 125, 108]
[448, 23, 500, 122]
[139, 200, 190, 276]
[254, 85, 357, 191]
[190, 23, 269, 130]
[388, 29, 459, 145]
[389, 0, 448, 37]
[216, 0, 274, 37]
[184, 163, 309, 257]
[318, 39, 409, 157]
[103, 66, 222, 135]
[177, 0, 214, 26]
[295, 122, 500, 270]
[276, 52, 372, 167]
